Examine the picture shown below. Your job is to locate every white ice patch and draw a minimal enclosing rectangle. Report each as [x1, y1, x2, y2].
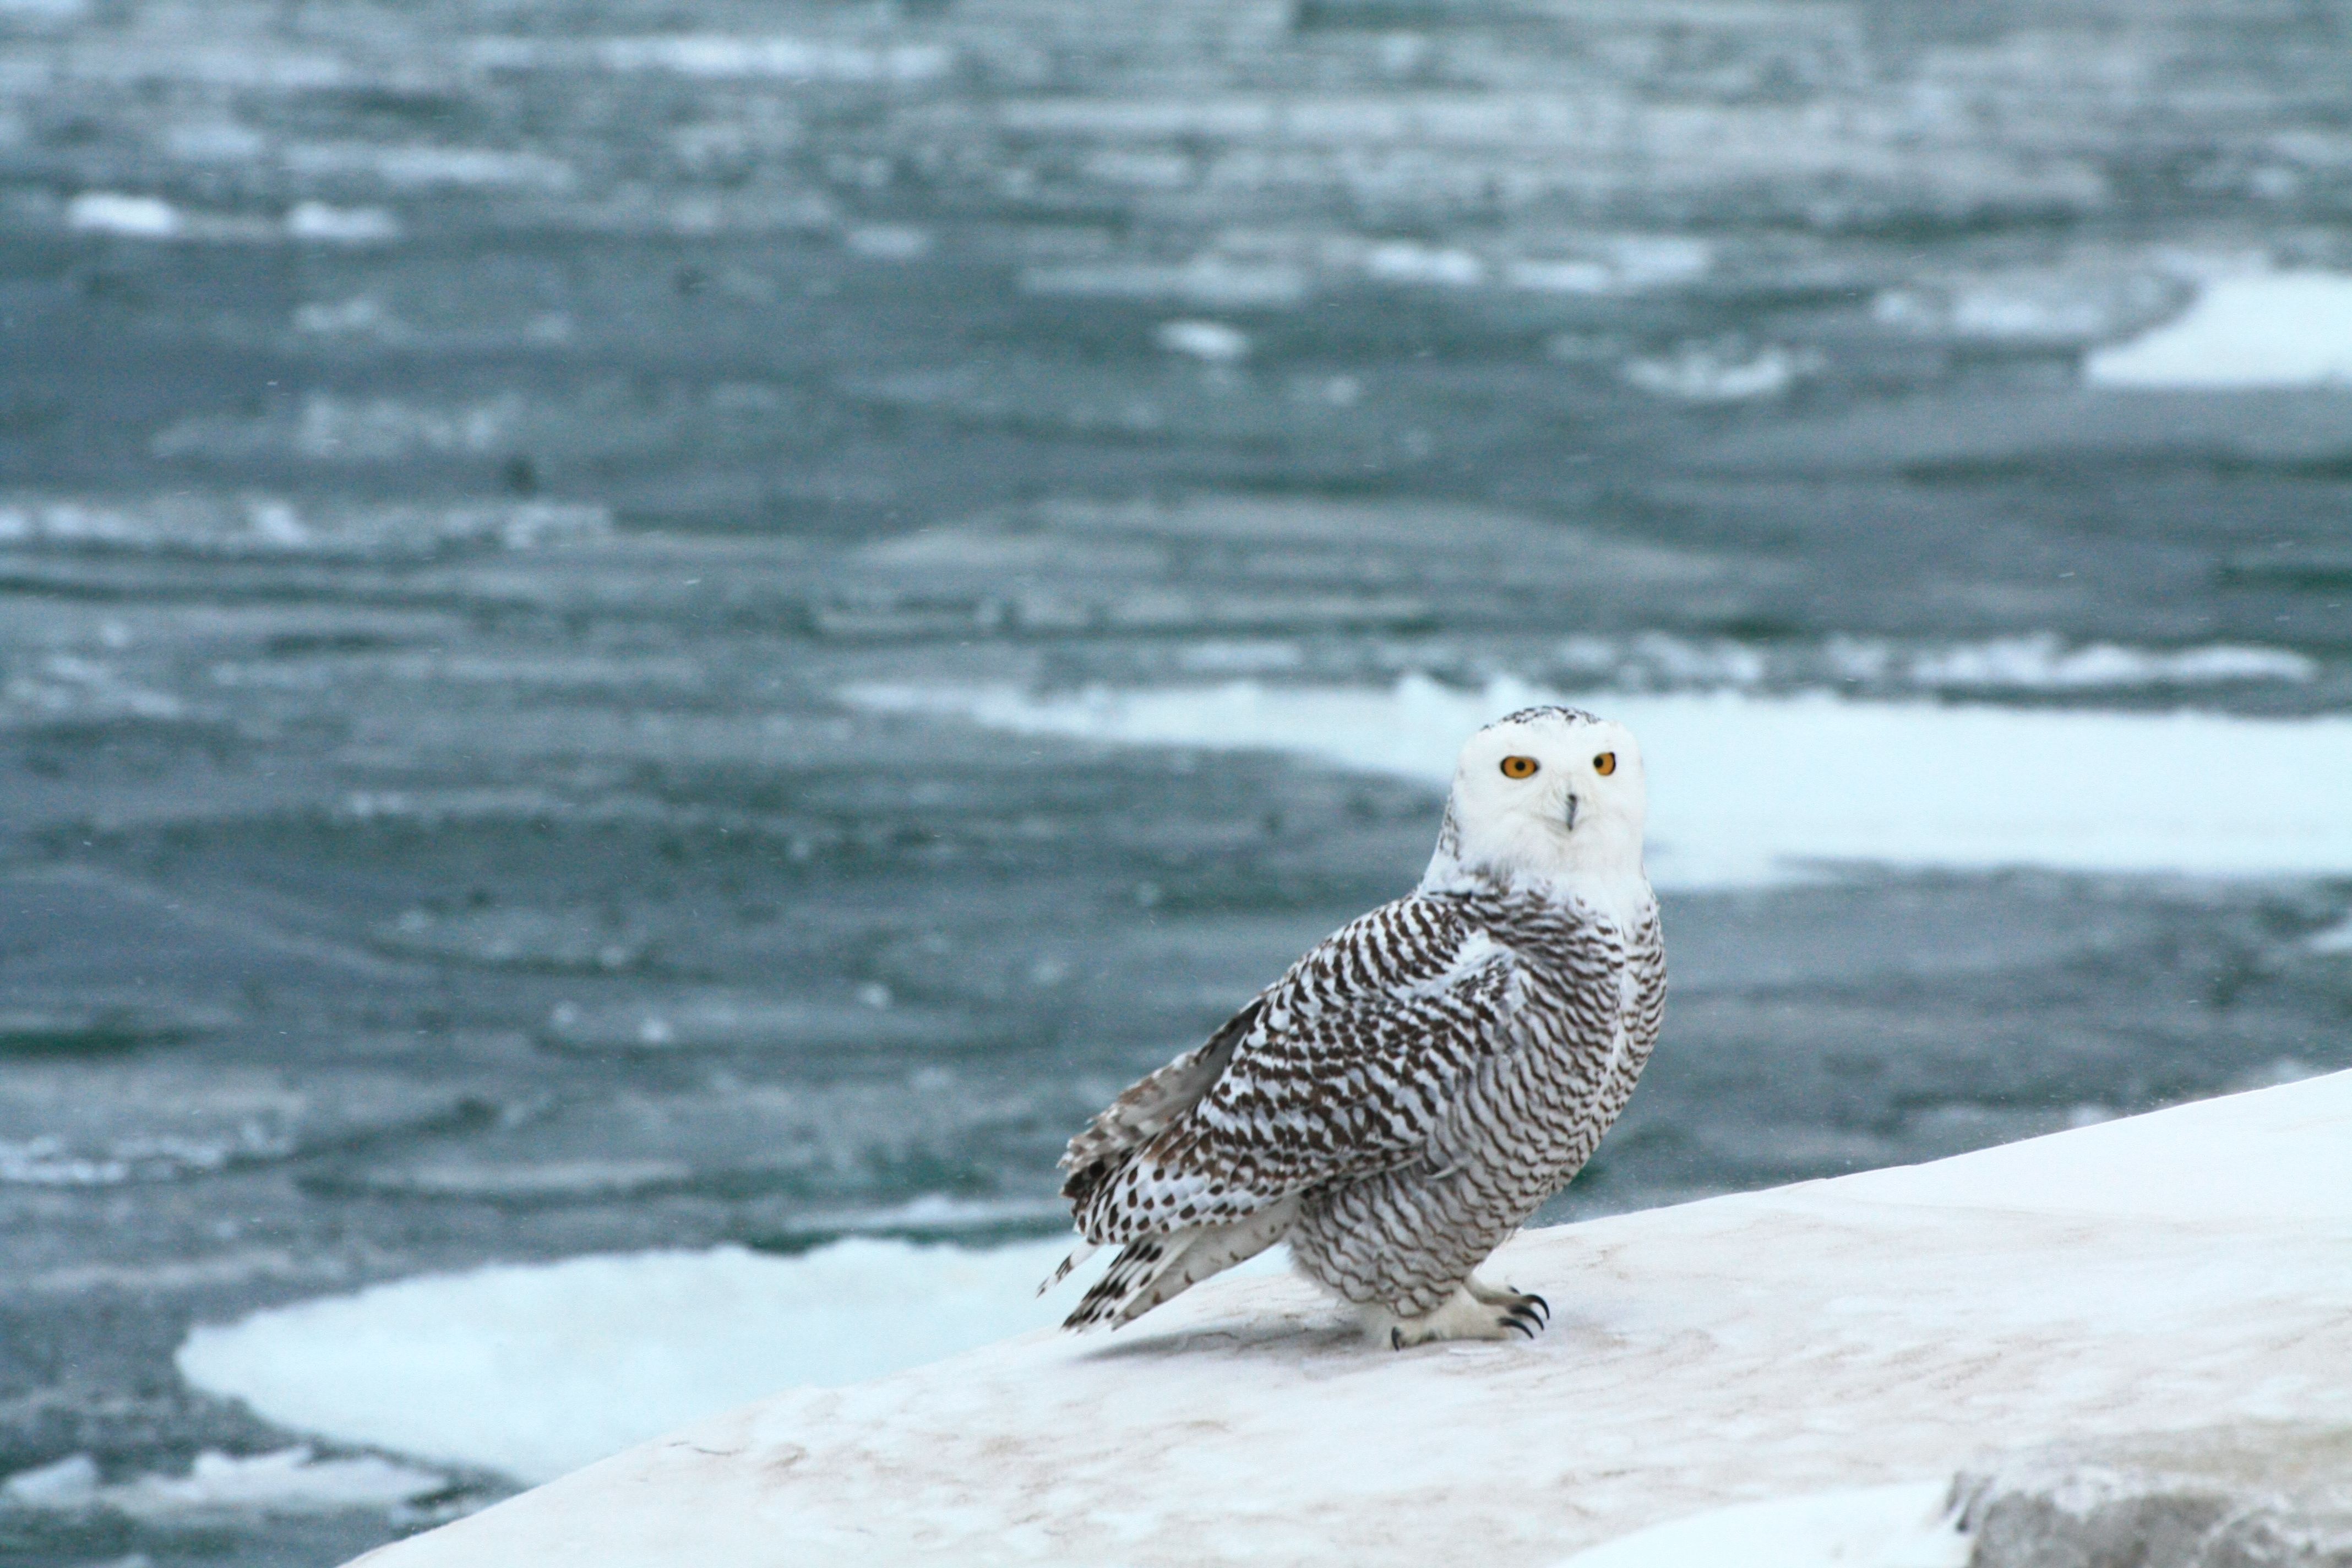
[1550, 1483, 1967, 1568]
[591, 35, 951, 83]
[1548, 631, 2313, 694]
[1623, 341, 1819, 401]
[2084, 270, 2352, 388]
[1155, 319, 1251, 363]
[179, 1238, 1194, 1484]
[1903, 634, 2313, 689]
[66, 192, 181, 238]
[842, 675, 2352, 888]
[1, 1447, 446, 1517]
[284, 202, 401, 244]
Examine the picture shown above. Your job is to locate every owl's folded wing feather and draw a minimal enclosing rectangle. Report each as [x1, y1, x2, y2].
[1068, 894, 1531, 1243]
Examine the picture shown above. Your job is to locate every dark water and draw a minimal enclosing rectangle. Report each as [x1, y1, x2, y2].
[4, 0, 2352, 1561]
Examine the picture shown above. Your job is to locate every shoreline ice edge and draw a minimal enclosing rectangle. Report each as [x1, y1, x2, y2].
[349, 1068, 2352, 1567]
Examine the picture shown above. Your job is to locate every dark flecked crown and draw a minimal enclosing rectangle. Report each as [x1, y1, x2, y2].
[1486, 704, 1602, 729]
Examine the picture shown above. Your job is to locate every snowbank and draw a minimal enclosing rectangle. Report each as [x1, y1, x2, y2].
[352, 1070, 2352, 1567]
[2085, 271, 2352, 388]
[845, 677, 2352, 887]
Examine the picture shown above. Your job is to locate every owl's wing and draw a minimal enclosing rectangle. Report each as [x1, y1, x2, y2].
[1069, 893, 1534, 1242]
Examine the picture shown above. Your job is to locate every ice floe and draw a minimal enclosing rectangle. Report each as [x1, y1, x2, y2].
[2084, 270, 2352, 388]
[1622, 341, 1820, 401]
[1, 1447, 447, 1518]
[65, 192, 181, 238]
[285, 201, 401, 244]
[842, 675, 2352, 888]
[1154, 319, 1252, 363]
[177, 1239, 1087, 1483]
[1901, 633, 2313, 689]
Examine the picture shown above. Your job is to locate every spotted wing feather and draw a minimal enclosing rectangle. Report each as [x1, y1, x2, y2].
[1070, 894, 1526, 1245]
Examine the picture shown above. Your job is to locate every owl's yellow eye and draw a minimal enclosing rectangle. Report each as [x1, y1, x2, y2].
[1499, 755, 1539, 780]
[1592, 752, 1617, 776]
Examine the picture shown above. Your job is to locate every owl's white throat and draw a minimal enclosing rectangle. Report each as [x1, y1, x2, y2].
[1419, 797, 1649, 929]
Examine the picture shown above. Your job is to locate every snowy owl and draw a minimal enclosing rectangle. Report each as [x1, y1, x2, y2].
[1044, 705, 1665, 1347]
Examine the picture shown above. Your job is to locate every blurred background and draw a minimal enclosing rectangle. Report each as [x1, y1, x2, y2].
[3, 0, 2352, 1562]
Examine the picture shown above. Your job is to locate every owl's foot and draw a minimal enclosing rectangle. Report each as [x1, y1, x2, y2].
[1367, 1284, 1546, 1349]
[1465, 1276, 1549, 1327]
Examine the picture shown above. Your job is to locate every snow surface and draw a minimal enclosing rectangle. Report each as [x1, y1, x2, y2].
[844, 676, 2352, 888]
[355, 1070, 2352, 1568]
[1549, 1483, 1964, 1568]
[2084, 270, 2352, 387]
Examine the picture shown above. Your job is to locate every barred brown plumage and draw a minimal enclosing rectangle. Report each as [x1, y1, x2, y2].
[1048, 704, 1664, 1347]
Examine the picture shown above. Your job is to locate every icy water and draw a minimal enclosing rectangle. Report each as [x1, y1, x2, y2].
[4, 0, 2352, 1561]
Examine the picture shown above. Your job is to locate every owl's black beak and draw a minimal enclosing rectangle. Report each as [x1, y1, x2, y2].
[1562, 792, 1580, 831]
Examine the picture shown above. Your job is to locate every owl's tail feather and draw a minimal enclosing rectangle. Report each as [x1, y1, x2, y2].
[1060, 1201, 1297, 1332]
[1036, 1240, 1099, 1297]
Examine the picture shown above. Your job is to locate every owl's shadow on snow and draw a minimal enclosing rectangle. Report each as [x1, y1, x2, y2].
[1067, 1306, 1580, 1366]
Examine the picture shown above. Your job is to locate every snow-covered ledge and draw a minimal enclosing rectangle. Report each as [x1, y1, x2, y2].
[355, 1071, 2352, 1567]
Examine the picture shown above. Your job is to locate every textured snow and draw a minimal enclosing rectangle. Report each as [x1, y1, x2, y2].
[2084, 270, 2352, 387]
[355, 1070, 2352, 1568]
[843, 677, 2352, 887]
[1548, 1484, 1965, 1568]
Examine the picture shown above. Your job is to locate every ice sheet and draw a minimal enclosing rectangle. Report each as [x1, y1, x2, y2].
[178, 1238, 1088, 1483]
[843, 676, 2352, 888]
[2084, 270, 2352, 387]
[1, 1447, 447, 1517]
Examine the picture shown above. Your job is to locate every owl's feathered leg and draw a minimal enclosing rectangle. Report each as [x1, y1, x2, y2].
[1363, 1284, 1547, 1348]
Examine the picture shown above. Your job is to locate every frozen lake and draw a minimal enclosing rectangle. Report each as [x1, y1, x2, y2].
[3, 0, 2351, 1562]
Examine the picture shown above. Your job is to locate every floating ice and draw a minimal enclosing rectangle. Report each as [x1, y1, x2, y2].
[2, 1447, 447, 1517]
[592, 35, 951, 83]
[285, 202, 401, 244]
[65, 192, 181, 238]
[1155, 319, 1251, 363]
[1021, 258, 1310, 309]
[177, 1239, 1098, 1483]
[2085, 270, 2352, 388]
[1508, 236, 1711, 295]
[1622, 342, 1817, 402]
[1364, 242, 1487, 288]
[843, 676, 2352, 888]
[843, 224, 931, 261]
[1872, 270, 2182, 347]
[280, 143, 575, 193]
[1904, 633, 2313, 690]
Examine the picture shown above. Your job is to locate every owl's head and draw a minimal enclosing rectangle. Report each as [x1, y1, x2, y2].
[1427, 705, 1648, 890]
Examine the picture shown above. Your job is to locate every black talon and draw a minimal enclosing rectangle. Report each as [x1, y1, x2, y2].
[1525, 1293, 1550, 1324]
[1391, 1327, 1405, 1351]
[1505, 1315, 1537, 1339]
